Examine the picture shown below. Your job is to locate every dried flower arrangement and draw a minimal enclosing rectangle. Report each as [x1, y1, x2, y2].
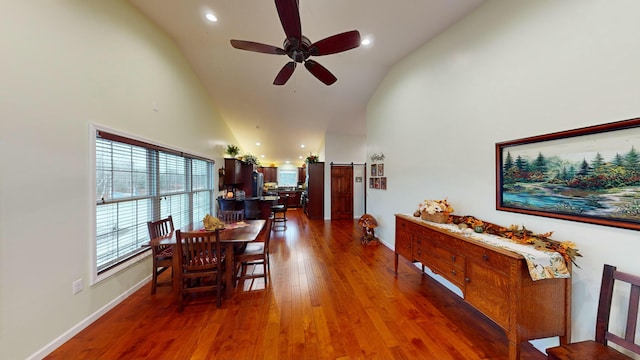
[415, 199, 454, 215]
[451, 215, 582, 267]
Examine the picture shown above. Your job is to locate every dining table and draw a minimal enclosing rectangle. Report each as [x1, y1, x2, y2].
[148, 219, 266, 300]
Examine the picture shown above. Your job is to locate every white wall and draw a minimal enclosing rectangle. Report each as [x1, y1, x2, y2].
[324, 132, 367, 219]
[367, 0, 640, 354]
[0, 1, 236, 359]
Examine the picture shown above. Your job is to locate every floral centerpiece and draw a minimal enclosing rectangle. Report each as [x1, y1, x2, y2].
[413, 199, 454, 223]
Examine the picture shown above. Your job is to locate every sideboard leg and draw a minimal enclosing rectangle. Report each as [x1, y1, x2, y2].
[508, 341, 520, 360]
[394, 253, 399, 275]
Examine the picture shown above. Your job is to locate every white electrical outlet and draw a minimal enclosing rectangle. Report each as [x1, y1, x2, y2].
[72, 279, 83, 295]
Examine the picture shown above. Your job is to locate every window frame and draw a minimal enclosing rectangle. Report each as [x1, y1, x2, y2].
[90, 124, 215, 284]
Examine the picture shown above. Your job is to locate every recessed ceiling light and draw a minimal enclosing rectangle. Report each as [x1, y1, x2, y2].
[256, 142, 261, 146]
[361, 38, 372, 46]
[300, 144, 305, 148]
[299, 156, 303, 159]
[286, 161, 290, 164]
[205, 13, 217, 22]
[261, 154, 265, 158]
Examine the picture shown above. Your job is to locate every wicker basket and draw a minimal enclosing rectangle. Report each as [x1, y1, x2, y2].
[420, 212, 449, 223]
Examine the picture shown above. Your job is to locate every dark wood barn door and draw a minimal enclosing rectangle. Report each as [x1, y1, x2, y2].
[331, 165, 353, 220]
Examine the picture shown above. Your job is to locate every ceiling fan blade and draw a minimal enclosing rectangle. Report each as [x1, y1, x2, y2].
[304, 59, 337, 85]
[273, 62, 296, 85]
[309, 30, 361, 56]
[230, 40, 286, 55]
[275, 0, 302, 46]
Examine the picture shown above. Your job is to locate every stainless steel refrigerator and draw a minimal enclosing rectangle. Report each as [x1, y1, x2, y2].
[251, 171, 264, 198]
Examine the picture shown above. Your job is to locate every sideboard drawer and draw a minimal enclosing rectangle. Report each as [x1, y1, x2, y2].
[464, 242, 512, 276]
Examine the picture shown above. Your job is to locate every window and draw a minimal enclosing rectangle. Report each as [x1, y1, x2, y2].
[278, 169, 297, 187]
[93, 127, 214, 281]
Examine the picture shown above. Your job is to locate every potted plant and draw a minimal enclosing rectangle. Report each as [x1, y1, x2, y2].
[242, 153, 260, 166]
[226, 144, 240, 158]
[305, 154, 319, 163]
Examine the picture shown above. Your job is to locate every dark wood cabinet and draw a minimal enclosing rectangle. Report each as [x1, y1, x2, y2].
[394, 214, 570, 360]
[223, 158, 254, 195]
[305, 162, 324, 219]
[297, 167, 306, 184]
[257, 166, 278, 183]
[277, 190, 302, 208]
[224, 158, 243, 184]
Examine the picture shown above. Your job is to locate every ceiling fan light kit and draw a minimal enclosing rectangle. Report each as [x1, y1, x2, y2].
[230, 0, 360, 86]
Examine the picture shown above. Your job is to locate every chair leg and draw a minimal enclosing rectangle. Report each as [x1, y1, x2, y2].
[177, 277, 184, 312]
[151, 266, 158, 294]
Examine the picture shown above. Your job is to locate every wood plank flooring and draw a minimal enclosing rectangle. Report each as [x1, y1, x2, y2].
[46, 209, 546, 359]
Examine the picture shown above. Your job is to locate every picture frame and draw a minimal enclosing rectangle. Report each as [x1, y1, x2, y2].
[380, 177, 387, 190]
[496, 117, 640, 231]
[378, 164, 384, 176]
[369, 178, 374, 188]
[371, 163, 377, 177]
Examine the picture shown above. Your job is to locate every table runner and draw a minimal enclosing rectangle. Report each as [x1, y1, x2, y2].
[419, 219, 571, 281]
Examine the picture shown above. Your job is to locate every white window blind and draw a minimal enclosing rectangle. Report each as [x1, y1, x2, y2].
[278, 169, 297, 187]
[95, 130, 214, 274]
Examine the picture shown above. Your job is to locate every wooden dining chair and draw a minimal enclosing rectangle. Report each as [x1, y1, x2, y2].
[175, 229, 225, 311]
[146, 216, 174, 294]
[235, 216, 273, 287]
[218, 209, 245, 224]
[546, 264, 640, 359]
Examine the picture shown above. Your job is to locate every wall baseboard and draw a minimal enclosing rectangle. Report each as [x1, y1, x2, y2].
[27, 276, 151, 360]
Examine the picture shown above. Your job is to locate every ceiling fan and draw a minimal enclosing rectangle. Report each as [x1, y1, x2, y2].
[230, 0, 361, 86]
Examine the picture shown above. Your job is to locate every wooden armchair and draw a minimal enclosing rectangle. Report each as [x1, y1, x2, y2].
[175, 229, 225, 311]
[146, 216, 174, 294]
[546, 264, 640, 359]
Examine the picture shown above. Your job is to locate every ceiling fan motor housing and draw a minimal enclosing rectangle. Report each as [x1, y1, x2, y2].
[284, 36, 312, 63]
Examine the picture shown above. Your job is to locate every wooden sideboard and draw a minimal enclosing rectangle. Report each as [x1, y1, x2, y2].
[394, 214, 571, 360]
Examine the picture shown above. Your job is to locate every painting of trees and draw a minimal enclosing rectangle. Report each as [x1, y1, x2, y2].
[497, 117, 640, 230]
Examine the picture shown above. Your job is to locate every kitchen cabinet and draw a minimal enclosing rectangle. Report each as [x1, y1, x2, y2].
[224, 158, 243, 184]
[277, 190, 302, 208]
[258, 166, 278, 183]
[297, 167, 306, 184]
[305, 162, 324, 219]
[394, 214, 570, 360]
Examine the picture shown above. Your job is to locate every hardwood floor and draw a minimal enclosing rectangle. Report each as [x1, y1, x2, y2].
[46, 209, 546, 360]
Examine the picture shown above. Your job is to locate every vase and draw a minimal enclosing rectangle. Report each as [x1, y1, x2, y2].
[420, 212, 449, 223]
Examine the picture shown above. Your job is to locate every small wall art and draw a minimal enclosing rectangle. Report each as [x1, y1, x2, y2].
[369, 153, 387, 190]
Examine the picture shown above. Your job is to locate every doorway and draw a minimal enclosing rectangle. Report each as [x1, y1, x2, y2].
[330, 165, 353, 220]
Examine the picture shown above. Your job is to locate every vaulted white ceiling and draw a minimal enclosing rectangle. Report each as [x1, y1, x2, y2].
[128, 0, 484, 165]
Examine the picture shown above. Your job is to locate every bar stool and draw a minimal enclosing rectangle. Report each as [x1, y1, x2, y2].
[271, 194, 289, 228]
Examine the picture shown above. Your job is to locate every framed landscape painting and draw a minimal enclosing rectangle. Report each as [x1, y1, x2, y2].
[496, 117, 640, 231]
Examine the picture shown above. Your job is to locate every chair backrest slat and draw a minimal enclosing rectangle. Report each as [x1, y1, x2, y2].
[218, 210, 245, 224]
[175, 230, 221, 270]
[595, 264, 640, 356]
[147, 215, 174, 239]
